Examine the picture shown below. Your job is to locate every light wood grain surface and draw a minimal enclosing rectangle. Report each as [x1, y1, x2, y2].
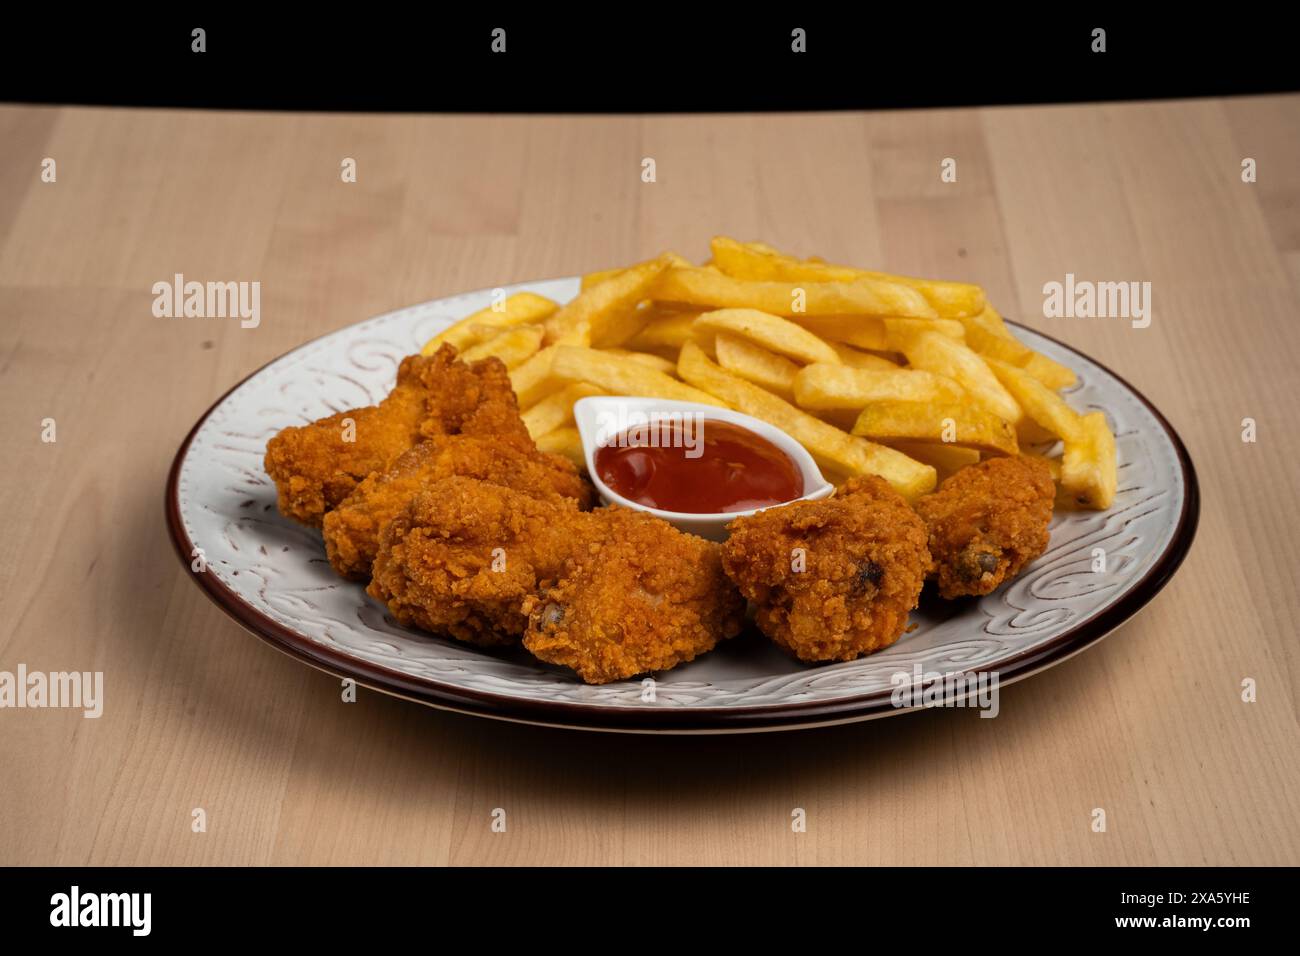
[1, 97, 1298, 866]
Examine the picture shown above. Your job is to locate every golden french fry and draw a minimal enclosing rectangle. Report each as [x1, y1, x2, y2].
[580, 267, 625, 290]
[1022, 352, 1078, 391]
[509, 345, 560, 408]
[535, 426, 586, 469]
[852, 401, 1019, 457]
[884, 439, 982, 479]
[827, 341, 900, 370]
[793, 364, 965, 410]
[602, 348, 677, 376]
[1060, 412, 1117, 509]
[958, 306, 1078, 390]
[694, 308, 842, 365]
[898, 330, 1021, 423]
[654, 267, 938, 319]
[883, 317, 966, 347]
[714, 332, 800, 398]
[956, 312, 1034, 362]
[711, 236, 987, 318]
[622, 309, 699, 350]
[792, 315, 962, 352]
[424, 292, 558, 354]
[545, 254, 673, 347]
[1021, 451, 1063, 482]
[522, 382, 604, 439]
[550, 345, 728, 407]
[1017, 417, 1061, 447]
[967, 302, 1017, 341]
[795, 315, 889, 350]
[986, 358, 1084, 442]
[712, 236, 861, 281]
[458, 324, 544, 369]
[857, 270, 986, 319]
[677, 342, 936, 498]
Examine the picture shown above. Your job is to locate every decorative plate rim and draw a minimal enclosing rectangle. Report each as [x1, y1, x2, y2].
[164, 282, 1200, 734]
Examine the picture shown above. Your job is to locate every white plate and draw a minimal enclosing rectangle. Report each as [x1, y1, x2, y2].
[166, 277, 1199, 733]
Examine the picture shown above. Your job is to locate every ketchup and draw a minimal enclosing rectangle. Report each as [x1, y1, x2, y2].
[594, 418, 803, 514]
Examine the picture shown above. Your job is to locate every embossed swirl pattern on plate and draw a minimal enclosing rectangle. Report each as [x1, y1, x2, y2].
[177, 278, 1185, 710]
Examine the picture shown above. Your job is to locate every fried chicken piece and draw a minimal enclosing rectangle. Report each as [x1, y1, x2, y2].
[913, 455, 1055, 599]
[367, 477, 744, 680]
[367, 477, 574, 647]
[322, 435, 595, 580]
[263, 345, 525, 527]
[522, 510, 745, 684]
[721, 475, 931, 663]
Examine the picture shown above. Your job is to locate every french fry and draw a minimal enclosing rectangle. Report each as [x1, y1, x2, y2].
[857, 269, 987, 319]
[898, 330, 1022, 424]
[623, 309, 699, 350]
[1022, 352, 1078, 391]
[711, 236, 987, 318]
[792, 315, 963, 352]
[550, 345, 728, 407]
[1021, 451, 1063, 482]
[793, 364, 965, 410]
[580, 267, 625, 290]
[509, 346, 560, 408]
[828, 341, 900, 370]
[1060, 411, 1117, 509]
[966, 302, 1017, 340]
[883, 317, 966, 347]
[653, 267, 939, 319]
[958, 306, 1078, 390]
[852, 401, 1019, 457]
[795, 315, 889, 350]
[423, 292, 558, 354]
[956, 311, 1034, 363]
[694, 308, 842, 365]
[602, 348, 678, 376]
[678, 342, 936, 498]
[458, 324, 544, 369]
[522, 382, 604, 439]
[712, 235, 861, 282]
[545, 253, 673, 347]
[1016, 417, 1061, 447]
[883, 439, 982, 479]
[714, 332, 800, 398]
[986, 358, 1085, 442]
[535, 426, 586, 470]
[956, 304, 1076, 390]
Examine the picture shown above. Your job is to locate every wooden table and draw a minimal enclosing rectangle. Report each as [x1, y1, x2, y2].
[2, 97, 1297, 866]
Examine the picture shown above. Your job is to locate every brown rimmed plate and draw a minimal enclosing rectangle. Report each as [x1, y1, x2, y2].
[165, 277, 1198, 734]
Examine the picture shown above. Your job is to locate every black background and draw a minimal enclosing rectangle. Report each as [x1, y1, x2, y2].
[0, 866, 1282, 941]
[2, 10, 1297, 112]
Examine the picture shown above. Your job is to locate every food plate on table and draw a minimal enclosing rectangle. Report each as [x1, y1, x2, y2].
[166, 240, 1198, 734]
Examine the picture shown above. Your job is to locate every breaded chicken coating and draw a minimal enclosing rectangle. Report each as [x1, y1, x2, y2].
[913, 455, 1055, 599]
[522, 510, 745, 684]
[323, 435, 594, 580]
[721, 475, 931, 662]
[263, 345, 525, 527]
[367, 477, 744, 681]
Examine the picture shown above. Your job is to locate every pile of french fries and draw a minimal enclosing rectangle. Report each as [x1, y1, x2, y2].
[421, 237, 1117, 510]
